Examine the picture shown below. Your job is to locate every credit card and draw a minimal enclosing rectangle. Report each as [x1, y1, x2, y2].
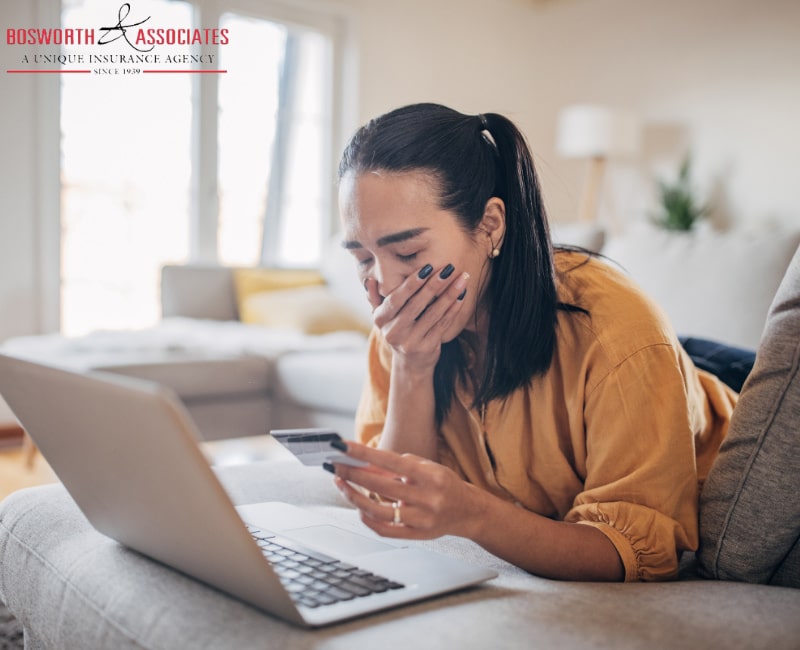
[270, 428, 369, 468]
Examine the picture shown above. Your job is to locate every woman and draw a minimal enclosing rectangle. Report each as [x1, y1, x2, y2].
[327, 103, 736, 582]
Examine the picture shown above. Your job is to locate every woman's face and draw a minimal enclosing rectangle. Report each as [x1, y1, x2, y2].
[338, 170, 501, 340]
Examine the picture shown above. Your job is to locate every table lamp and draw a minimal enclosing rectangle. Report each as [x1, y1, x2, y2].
[556, 104, 640, 223]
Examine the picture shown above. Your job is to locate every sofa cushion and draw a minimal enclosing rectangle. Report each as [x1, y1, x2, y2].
[98, 356, 273, 401]
[274, 349, 367, 415]
[161, 265, 238, 321]
[240, 285, 371, 335]
[602, 223, 800, 349]
[233, 268, 325, 304]
[3, 465, 800, 649]
[698, 244, 800, 586]
[550, 221, 606, 253]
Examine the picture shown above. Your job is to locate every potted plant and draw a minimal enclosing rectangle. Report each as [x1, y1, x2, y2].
[652, 155, 709, 231]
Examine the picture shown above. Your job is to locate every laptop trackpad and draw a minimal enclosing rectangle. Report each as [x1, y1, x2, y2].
[286, 525, 398, 558]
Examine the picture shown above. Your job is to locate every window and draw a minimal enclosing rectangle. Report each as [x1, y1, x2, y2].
[216, 13, 333, 268]
[59, 0, 346, 336]
[60, 0, 193, 335]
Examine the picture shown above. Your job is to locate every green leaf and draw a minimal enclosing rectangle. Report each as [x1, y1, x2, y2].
[651, 153, 707, 231]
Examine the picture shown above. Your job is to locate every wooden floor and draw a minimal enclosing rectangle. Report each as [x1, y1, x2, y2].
[0, 445, 59, 500]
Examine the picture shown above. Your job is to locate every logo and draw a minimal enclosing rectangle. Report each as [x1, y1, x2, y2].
[6, 3, 229, 76]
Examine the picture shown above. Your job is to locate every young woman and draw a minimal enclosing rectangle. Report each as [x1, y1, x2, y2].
[327, 103, 736, 582]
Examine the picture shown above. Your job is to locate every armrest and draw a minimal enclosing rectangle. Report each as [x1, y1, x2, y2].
[160, 265, 238, 321]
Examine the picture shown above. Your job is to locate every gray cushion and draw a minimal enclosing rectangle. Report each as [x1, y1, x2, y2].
[3, 462, 800, 649]
[161, 265, 238, 321]
[698, 245, 800, 586]
[98, 357, 273, 401]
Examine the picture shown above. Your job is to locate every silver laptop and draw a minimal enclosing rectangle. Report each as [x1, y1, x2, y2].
[0, 354, 496, 628]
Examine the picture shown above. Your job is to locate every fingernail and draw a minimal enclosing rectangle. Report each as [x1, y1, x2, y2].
[330, 439, 348, 452]
[363, 279, 369, 291]
[418, 264, 433, 279]
[322, 461, 336, 474]
[439, 264, 455, 279]
[457, 289, 467, 301]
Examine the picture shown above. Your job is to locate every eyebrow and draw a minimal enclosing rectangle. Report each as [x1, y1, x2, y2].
[341, 227, 429, 250]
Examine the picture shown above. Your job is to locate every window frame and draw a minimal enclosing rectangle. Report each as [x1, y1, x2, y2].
[34, 0, 63, 335]
[191, 0, 357, 263]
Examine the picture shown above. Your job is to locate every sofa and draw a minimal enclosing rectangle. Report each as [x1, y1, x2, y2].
[1, 223, 799, 648]
[2, 223, 798, 444]
[1, 256, 374, 441]
[0, 458, 798, 649]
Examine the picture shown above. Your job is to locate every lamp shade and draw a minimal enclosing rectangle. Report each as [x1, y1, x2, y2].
[556, 105, 640, 158]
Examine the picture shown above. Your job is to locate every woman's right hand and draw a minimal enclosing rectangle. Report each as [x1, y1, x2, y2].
[365, 264, 469, 375]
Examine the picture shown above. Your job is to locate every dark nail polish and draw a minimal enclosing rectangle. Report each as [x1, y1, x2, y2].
[418, 264, 433, 279]
[457, 288, 467, 301]
[322, 461, 336, 474]
[330, 439, 348, 452]
[363, 279, 369, 291]
[439, 264, 455, 279]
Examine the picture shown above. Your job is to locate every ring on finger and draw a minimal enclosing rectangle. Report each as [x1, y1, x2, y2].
[392, 500, 403, 526]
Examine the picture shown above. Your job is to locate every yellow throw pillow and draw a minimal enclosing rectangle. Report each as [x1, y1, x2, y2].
[240, 285, 371, 335]
[233, 267, 326, 308]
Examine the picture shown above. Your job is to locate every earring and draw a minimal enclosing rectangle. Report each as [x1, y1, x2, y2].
[486, 231, 500, 259]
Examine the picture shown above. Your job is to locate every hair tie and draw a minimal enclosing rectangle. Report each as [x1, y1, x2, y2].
[478, 114, 497, 149]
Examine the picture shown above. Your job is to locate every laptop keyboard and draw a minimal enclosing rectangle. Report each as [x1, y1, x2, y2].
[246, 524, 405, 609]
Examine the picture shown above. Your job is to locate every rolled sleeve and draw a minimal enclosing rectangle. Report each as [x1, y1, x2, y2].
[566, 343, 701, 581]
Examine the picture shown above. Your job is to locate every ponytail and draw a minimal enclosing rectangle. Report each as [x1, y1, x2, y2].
[475, 113, 557, 407]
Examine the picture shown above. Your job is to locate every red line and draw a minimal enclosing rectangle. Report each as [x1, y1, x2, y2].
[142, 69, 227, 74]
[7, 69, 91, 74]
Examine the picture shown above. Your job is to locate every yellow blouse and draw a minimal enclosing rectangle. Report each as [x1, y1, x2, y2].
[355, 251, 737, 581]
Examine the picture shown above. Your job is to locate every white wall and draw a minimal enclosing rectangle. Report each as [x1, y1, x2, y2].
[1, 0, 798, 341]
[344, 0, 800, 230]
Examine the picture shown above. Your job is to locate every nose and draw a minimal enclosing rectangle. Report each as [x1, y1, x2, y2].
[372, 259, 405, 299]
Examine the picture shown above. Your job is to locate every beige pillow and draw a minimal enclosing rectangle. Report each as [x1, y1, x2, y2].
[232, 268, 326, 309]
[240, 285, 371, 335]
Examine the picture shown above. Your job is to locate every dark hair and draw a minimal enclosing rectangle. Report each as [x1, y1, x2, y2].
[339, 103, 564, 424]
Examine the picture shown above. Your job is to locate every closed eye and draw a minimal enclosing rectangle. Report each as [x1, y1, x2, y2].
[397, 252, 418, 262]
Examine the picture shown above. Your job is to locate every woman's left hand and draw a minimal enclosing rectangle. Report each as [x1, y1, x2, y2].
[328, 440, 486, 541]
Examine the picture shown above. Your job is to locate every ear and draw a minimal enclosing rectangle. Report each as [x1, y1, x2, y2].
[479, 197, 506, 254]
